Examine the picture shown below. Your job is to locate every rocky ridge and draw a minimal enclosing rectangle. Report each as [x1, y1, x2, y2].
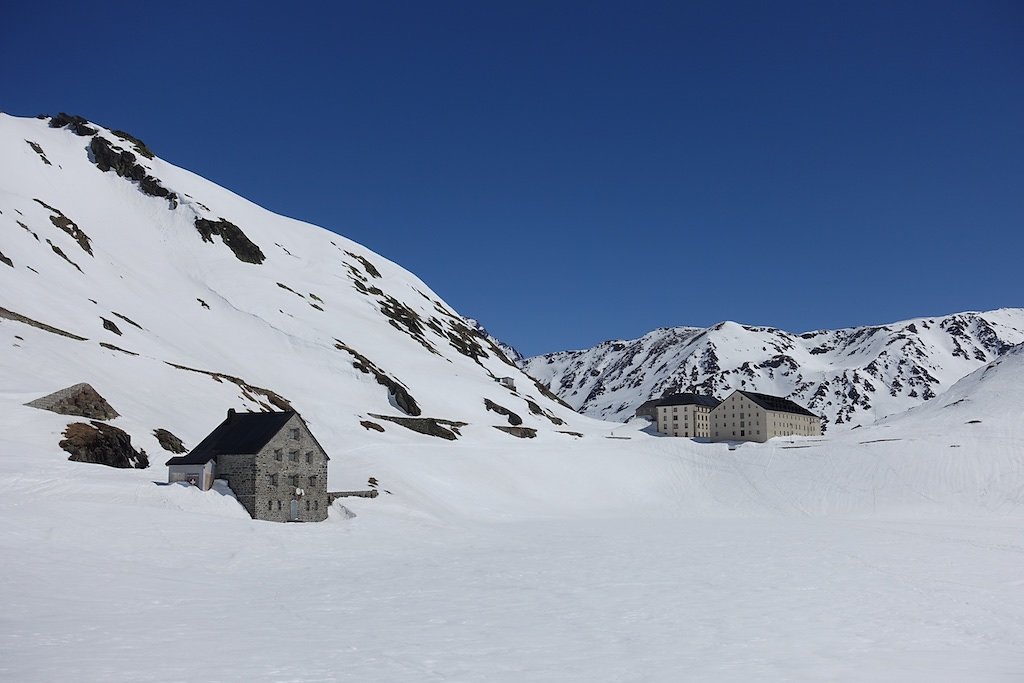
[521, 310, 1024, 428]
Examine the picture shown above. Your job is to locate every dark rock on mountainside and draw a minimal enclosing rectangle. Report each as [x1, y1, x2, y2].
[111, 129, 155, 159]
[89, 136, 178, 206]
[153, 428, 186, 454]
[32, 199, 92, 255]
[60, 421, 149, 469]
[101, 318, 122, 335]
[25, 383, 119, 420]
[194, 218, 266, 265]
[0, 306, 88, 341]
[336, 341, 420, 416]
[484, 398, 523, 426]
[47, 113, 97, 136]
[494, 426, 537, 439]
[369, 414, 467, 440]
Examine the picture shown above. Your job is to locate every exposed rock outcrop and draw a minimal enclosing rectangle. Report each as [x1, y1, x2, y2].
[89, 136, 178, 206]
[194, 218, 265, 264]
[369, 414, 466, 440]
[153, 428, 186, 453]
[494, 426, 537, 439]
[60, 421, 148, 469]
[47, 113, 97, 137]
[484, 398, 523, 426]
[32, 199, 92, 255]
[25, 383, 119, 420]
[0, 306, 87, 340]
[335, 341, 420, 416]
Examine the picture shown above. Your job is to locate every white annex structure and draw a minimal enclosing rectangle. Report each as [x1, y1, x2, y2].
[653, 393, 721, 437]
[710, 390, 822, 443]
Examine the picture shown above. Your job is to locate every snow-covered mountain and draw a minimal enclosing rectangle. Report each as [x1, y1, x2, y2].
[465, 317, 523, 363]
[522, 310, 1024, 427]
[0, 112, 590, 478]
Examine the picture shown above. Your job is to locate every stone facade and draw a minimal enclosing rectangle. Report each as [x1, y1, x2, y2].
[250, 414, 329, 523]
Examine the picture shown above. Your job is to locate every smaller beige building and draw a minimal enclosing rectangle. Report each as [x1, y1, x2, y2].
[653, 393, 721, 438]
[710, 390, 821, 443]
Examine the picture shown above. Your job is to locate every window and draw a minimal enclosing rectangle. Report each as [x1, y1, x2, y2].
[277, 500, 282, 510]
[289, 474, 299, 487]
[308, 475, 318, 486]
[741, 430, 745, 436]
[288, 450, 298, 462]
[313, 500, 319, 511]
[268, 500, 273, 511]
[274, 449, 282, 461]
[306, 451, 314, 464]
[306, 500, 310, 511]
[290, 428, 300, 440]
[266, 474, 278, 486]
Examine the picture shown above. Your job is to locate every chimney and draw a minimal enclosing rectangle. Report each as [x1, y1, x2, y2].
[227, 408, 236, 421]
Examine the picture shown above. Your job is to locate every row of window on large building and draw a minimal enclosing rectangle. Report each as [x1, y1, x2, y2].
[635, 389, 822, 443]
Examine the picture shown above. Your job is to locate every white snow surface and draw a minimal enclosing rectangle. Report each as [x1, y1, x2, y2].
[2, 114, 1023, 681]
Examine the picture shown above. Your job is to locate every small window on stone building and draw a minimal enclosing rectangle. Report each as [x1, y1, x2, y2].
[305, 451, 314, 464]
[268, 500, 273, 511]
[289, 474, 299, 487]
[308, 475, 318, 486]
[306, 500, 310, 511]
[274, 449, 282, 461]
[290, 428, 300, 440]
[277, 500, 282, 510]
[314, 500, 319, 510]
[288, 450, 298, 462]
[266, 474, 278, 486]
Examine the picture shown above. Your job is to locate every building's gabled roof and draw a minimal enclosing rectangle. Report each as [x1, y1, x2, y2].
[736, 391, 818, 417]
[655, 393, 721, 409]
[166, 410, 296, 466]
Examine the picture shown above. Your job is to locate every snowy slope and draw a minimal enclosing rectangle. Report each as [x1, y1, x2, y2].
[522, 311, 1024, 426]
[0, 112, 594, 485]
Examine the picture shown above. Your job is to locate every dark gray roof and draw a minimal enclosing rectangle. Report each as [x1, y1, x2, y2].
[653, 393, 721, 409]
[166, 410, 296, 466]
[737, 391, 818, 417]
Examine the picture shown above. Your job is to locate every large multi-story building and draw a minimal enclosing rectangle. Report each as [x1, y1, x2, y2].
[652, 393, 721, 438]
[710, 390, 822, 443]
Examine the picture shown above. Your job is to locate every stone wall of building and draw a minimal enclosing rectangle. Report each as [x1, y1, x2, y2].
[217, 453, 258, 518]
[252, 414, 329, 523]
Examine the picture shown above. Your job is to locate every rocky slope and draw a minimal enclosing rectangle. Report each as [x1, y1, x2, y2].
[522, 310, 1024, 427]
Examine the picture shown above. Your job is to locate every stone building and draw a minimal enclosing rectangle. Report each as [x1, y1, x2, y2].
[651, 393, 721, 437]
[166, 409, 330, 522]
[710, 390, 821, 443]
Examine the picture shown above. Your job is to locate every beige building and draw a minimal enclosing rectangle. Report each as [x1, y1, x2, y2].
[710, 390, 821, 443]
[654, 393, 721, 438]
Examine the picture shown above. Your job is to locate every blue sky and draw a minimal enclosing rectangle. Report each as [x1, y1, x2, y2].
[4, 1, 1022, 356]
